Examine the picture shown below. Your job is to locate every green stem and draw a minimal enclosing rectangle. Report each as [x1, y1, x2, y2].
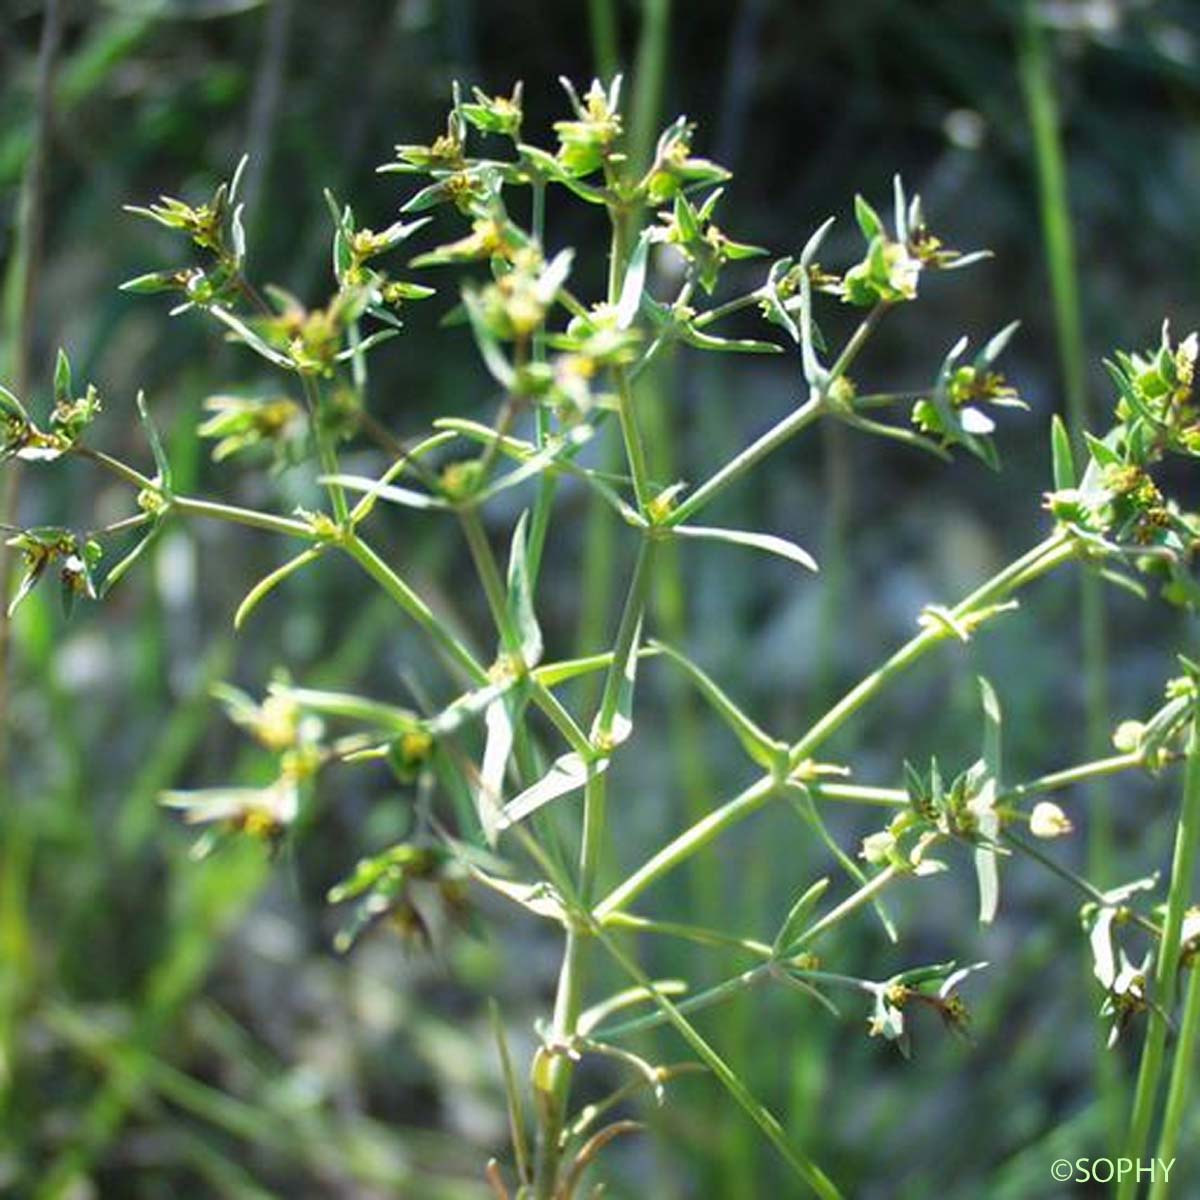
[807, 752, 1147, 813]
[792, 866, 900, 949]
[828, 302, 891, 382]
[532, 539, 653, 1196]
[340, 534, 487, 685]
[1004, 831, 1159, 940]
[1019, 2, 1115, 1134]
[597, 774, 776, 919]
[614, 365, 652, 513]
[590, 924, 844, 1199]
[666, 302, 884, 529]
[173, 497, 314, 540]
[459, 507, 518, 656]
[75, 445, 157, 491]
[76, 446, 316, 540]
[693, 290, 764, 330]
[595, 532, 1074, 916]
[1000, 752, 1144, 806]
[301, 374, 349, 525]
[596, 539, 653, 738]
[596, 963, 875, 1040]
[530, 680, 593, 760]
[1150, 963, 1200, 1198]
[528, 180, 556, 589]
[603, 911, 774, 959]
[1120, 706, 1200, 1197]
[669, 395, 823, 526]
[787, 532, 1072, 767]
[546, 542, 657, 1186]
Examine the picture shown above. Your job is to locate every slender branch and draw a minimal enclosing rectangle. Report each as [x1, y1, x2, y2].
[301, 374, 349, 524]
[793, 866, 900, 949]
[1120, 705, 1200, 1195]
[73, 446, 157, 493]
[589, 922, 844, 1199]
[1004, 831, 1159, 939]
[595, 531, 1075, 916]
[340, 534, 487, 685]
[668, 395, 823, 526]
[173, 497, 313, 540]
[614, 366, 652, 513]
[1000, 752, 1144, 806]
[692, 290, 763, 330]
[596, 775, 776, 919]
[603, 911, 774, 959]
[1150, 961, 1200, 1199]
[828, 302, 890, 382]
[460, 506, 518, 655]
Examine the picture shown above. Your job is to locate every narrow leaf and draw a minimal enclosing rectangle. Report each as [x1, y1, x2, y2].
[617, 232, 651, 330]
[1050, 414, 1075, 490]
[974, 676, 1002, 924]
[208, 306, 294, 369]
[321, 474, 447, 510]
[100, 520, 165, 597]
[462, 287, 514, 388]
[772, 877, 831, 958]
[854, 195, 884, 243]
[799, 216, 835, 389]
[234, 546, 323, 630]
[786, 785, 898, 943]
[54, 348, 72, 406]
[136, 390, 173, 490]
[651, 639, 783, 770]
[506, 511, 543, 666]
[497, 751, 606, 830]
[479, 697, 516, 846]
[674, 525, 818, 572]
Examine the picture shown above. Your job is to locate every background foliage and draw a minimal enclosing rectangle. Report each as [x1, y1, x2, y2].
[4, 1, 1200, 1196]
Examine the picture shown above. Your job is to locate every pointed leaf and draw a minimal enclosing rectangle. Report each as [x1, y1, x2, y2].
[678, 325, 783, 355]
[772, 877, 831, 958]
[976, 320, 1020, 369]
[496, 751, 607, 830]
[892, 175, 908, 244]
[506, 511, 543, 666]
[321, 474, 448, 510]
[208, 306, 295, 369]
[799, 217, 835, 389]
[617, 232, 651, 331]
[786, 785, 898, 943]
[479, 697, 516, 845]
[429, 678, 515, 736]
[54, 348, 72, 406]
[974, 676, 1002, 924]
[674, 525, 818, 572]
[651, 639, 783, 770]
[1050, 414, 1076, 490]
[462, 285, 513, 388]
[979, 675, 1001, 781]
[101, 520, 165, 597]
[854, 195, 884, 243]
[136, 390, 173, 490]
[234, 546, 323, 630]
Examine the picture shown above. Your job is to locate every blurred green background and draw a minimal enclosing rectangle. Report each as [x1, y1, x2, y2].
[4, 0, 1200, 1196]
